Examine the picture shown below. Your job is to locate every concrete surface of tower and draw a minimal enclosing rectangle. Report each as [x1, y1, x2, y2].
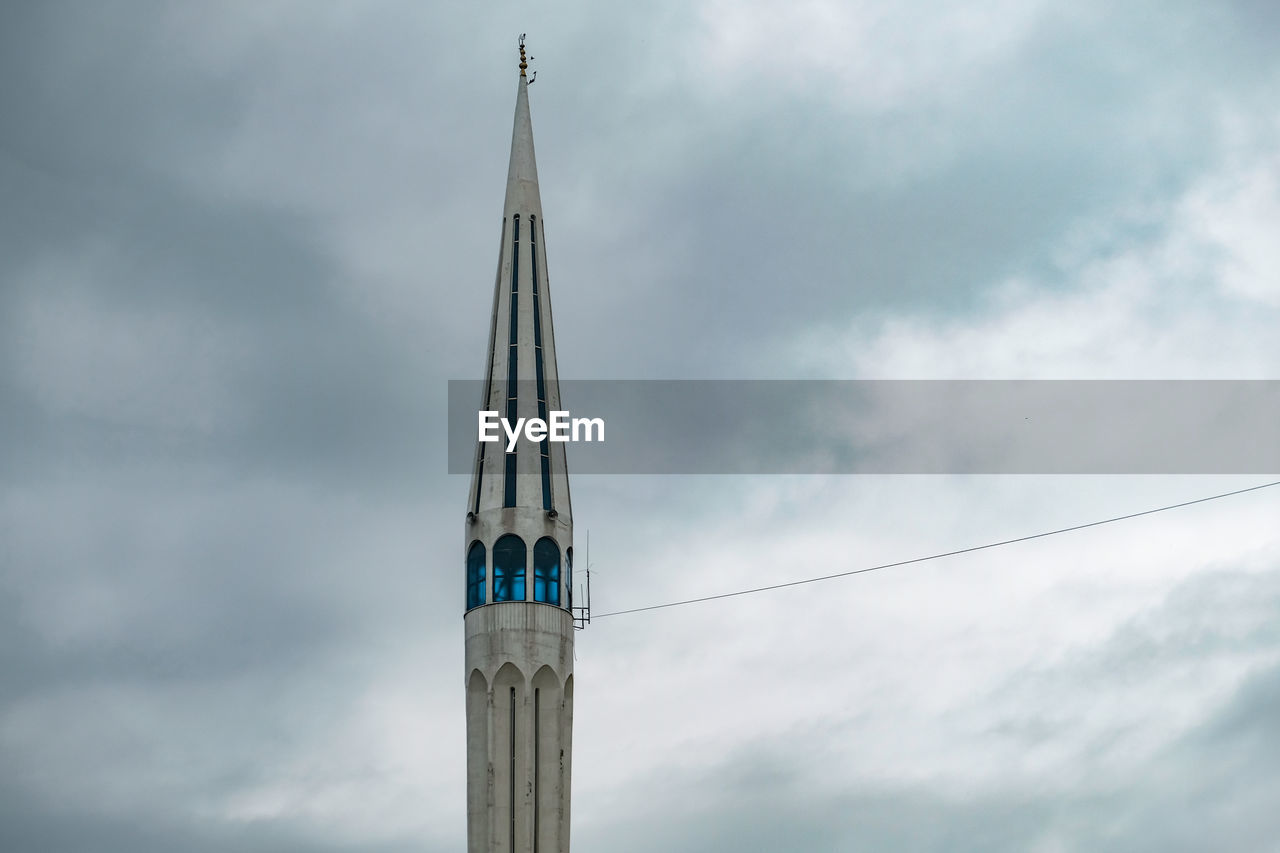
[463, 37, 578, 853]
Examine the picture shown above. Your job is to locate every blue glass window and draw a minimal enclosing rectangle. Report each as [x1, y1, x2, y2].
[493, 534, 526, 602]
[533, 537, 560, 605]
[466, 540, 486, 609]
[566, 546, 573, 609]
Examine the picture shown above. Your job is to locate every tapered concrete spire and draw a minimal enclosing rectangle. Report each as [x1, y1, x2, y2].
[463, 39, 576, 853]
[504, 54, 542, 219]
[467, 38, 571, 522]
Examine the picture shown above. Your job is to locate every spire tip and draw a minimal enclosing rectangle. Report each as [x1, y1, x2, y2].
[518, 34, 528, 76]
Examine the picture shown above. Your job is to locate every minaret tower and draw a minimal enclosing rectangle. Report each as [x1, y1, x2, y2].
[464, 38, 576, 853]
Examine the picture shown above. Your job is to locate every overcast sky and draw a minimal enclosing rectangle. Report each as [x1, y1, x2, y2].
[3, 2, 1279, 851]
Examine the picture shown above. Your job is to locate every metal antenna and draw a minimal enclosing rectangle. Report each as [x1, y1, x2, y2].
[572, 530, 592, 629]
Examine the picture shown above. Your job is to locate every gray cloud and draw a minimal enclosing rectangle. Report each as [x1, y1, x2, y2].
[2, 1, 1278, 850]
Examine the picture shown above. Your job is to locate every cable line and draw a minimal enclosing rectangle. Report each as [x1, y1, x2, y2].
[592, 480, 1280, 620]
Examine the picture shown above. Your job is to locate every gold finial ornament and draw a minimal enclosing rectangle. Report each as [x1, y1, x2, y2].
[519, 33, 528, 76]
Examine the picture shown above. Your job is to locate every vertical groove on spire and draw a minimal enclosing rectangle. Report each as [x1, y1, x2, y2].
[504, 215, 520, 508]
[532, 217, 552, 512]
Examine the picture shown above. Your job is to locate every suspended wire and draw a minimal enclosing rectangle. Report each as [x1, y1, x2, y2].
[591, 479, 1280, 620]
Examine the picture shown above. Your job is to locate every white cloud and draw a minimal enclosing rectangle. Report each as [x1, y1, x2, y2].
[576, 474, 1280, 815]
[1182, 157, 1280, 308]
[690, 0, 1050, 110]
[786, 128, 1280, 379]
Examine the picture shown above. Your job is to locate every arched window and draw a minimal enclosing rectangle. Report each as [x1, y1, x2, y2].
[493, 534, 526, 602]
[466, 541, 486, 610]
[566, 546, 574, 610]
[533, 537, 560, 605]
